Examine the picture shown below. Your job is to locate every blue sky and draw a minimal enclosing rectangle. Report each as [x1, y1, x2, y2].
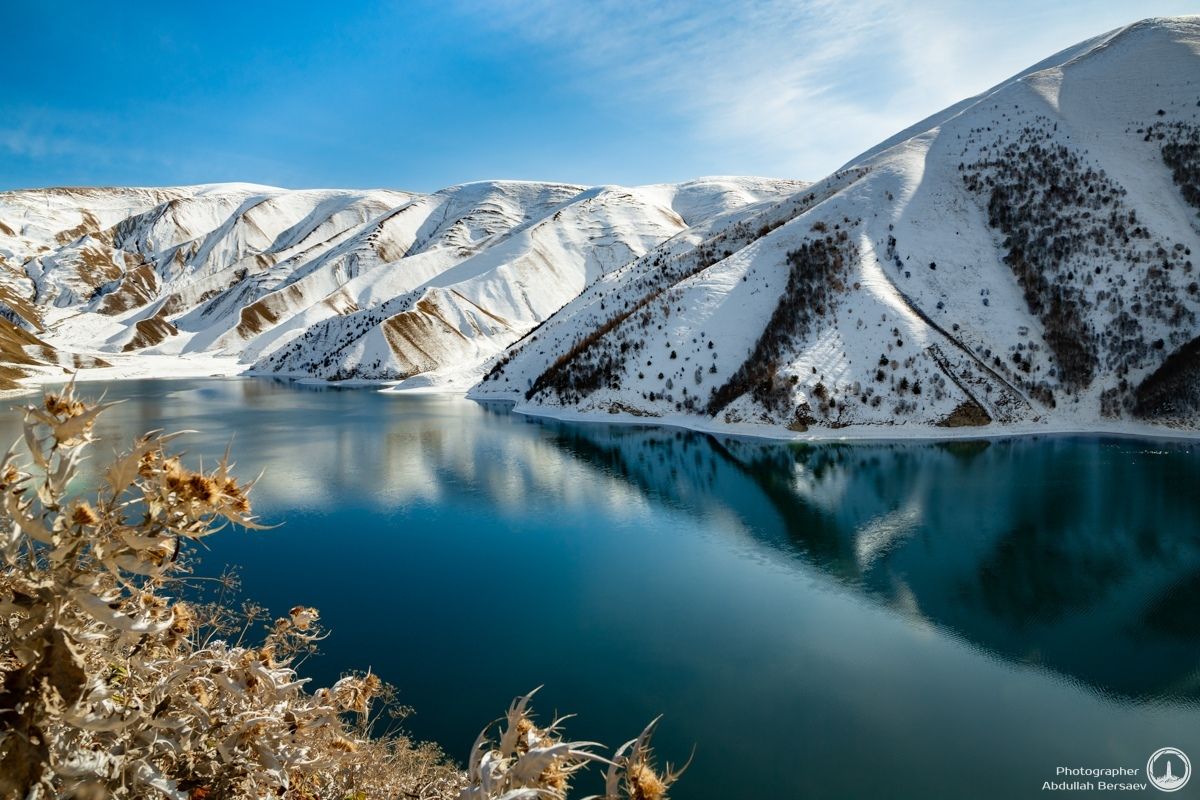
[3, 1, 1194, 191]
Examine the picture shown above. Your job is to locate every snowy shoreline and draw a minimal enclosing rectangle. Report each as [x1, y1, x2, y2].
[14, 352, 245, 392]
[495, 396, 1200, 444]
[13, 357, 1200, 444]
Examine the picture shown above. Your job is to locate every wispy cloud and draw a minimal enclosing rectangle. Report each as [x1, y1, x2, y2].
[0, 107, 162, 182]
[0, 109, 308, 190]
[463, 0, 1192, 179]
[0, 124, 107, 162]
[4, 0, 1193, 188]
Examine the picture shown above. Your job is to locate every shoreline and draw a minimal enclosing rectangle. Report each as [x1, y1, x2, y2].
[15, 352, 246, 392]
[15, 358, 1200, 444]
[494, 397, 1200, 445]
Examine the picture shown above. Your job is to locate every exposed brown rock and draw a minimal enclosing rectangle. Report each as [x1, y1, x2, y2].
[122, 313, 179, 352]
[936, 400, 993, 428]
[98, 263, 159, 315]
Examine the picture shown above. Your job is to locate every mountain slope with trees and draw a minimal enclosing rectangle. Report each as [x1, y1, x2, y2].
[472, 17, 1200, 434]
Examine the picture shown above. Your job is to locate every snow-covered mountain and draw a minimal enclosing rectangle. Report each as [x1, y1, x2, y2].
[4, 16, 1199, 437]
[0, 177, 803, 389]
[473, 16, 1200, 433]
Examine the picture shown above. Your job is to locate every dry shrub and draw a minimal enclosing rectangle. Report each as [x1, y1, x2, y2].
[461, 688, 687, 800]
[0, 384, 684, 799]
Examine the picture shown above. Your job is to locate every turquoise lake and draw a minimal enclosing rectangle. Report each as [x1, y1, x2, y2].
[8, 377, 1200, 799]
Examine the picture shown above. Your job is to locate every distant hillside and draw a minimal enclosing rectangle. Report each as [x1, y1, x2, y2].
[0, 178, 802, 388]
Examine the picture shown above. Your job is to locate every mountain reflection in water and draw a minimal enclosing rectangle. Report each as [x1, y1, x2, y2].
[6, 377, 1198, 800]
[536, 417, 1200, 702]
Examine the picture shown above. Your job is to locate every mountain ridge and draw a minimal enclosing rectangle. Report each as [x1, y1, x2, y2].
[3, 16, 1200, 439]
[0, 176, 803, 389]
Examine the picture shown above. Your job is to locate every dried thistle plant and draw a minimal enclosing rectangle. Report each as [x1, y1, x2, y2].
[459, 688, 687, 800]
[602, 717, 691, 800]
[0, 384, 685, 800]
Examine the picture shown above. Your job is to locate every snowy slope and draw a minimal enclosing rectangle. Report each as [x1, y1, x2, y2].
[473, 17, 1200, 434]
[0, 177, 803, 388]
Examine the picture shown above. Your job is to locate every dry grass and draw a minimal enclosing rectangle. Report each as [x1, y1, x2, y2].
[0, 385, 686, 799]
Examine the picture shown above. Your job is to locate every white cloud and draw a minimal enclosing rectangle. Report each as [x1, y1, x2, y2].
[465, 0, 1195, 179]
[0, 119, 128, 173]
[0, 110, 304, 189]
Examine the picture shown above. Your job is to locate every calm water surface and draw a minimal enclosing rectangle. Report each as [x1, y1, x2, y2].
[9, 378, 1200, 799]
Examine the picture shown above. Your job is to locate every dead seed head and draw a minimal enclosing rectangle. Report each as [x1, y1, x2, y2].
[289, 606, 319, 631]
[628, 761, 668, 800]
[1, 465, 20, 487]
[71, 502, 99, 527]
[171, 602, 195, 636]
[539, 762, 569, 791]
[186, 473, 219, 504]
[330, 736, 359, 753]
[44, 392, 85, 418]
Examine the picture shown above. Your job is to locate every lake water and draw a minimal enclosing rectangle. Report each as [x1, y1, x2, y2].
[8, 378, 1200, 799]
